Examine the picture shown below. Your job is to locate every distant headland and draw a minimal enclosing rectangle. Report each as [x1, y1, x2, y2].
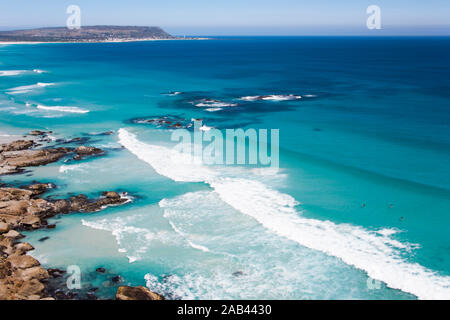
[0, 26, 205, 43]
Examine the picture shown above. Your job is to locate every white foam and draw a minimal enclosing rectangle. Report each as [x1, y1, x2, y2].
[36, 105, 89, 114]
[7, 89, 32, 95]
[59, 164, 86, 173]
[0, 70, 27, 76]
[0, 69, 47, 76]
[196, 102, 237, 108]
[6, 82, 55, 94]
[118, 128, 450, 299]
[205, 107, 222, 112]
[36, 82, 52, 87]
[46, 134, 57, 141]
[82, 218, 148, 263]
[118, 128, 216, 183]
[199, 125, 213, 132]
[240, 94, 302, 101]
[163, 91, 183, 96]
[155, 190, 361, 299]
[193, 99, 238, 109]
[0, 107, 17, 112]
[239, 96, 261, 102]
[168, 221, 210, 252]
[82, 216, 178, 263]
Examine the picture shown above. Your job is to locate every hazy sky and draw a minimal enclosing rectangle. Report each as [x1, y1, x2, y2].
[0, 0, 449, 35]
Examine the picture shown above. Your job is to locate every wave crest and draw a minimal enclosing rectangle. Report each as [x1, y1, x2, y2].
[118, 128, 450, 299]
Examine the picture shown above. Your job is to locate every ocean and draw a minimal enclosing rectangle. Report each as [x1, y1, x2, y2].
[0, 36, 449, 299]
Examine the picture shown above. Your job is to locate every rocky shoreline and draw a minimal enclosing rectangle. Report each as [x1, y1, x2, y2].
[0, 131, 163, 300]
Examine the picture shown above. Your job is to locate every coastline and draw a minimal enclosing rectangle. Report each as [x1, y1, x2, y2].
[0, 37, 210, 45]
[0, 130, 163, 300]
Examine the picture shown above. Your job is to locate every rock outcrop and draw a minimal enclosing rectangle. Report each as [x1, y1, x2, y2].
[24, 183, 54, 196]
[0, 186, 129, 300]
[0, 184, 127, 300]
[115, 286, 164, 301]
[0, 140, 34, 152]
[0, 139, 109, 176]
[73, 146, 104, 160]
[0, 234, 51, 300]
[28, 130, 52, 136]
[75, 146, 104, 156]
[0, 135, 131, 300]
[0, 186, 128, 230]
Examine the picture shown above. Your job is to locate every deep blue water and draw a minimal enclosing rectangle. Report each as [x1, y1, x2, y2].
[0, 37, 449, 299]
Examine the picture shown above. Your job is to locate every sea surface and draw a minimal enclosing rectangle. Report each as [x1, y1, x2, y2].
[0, 37, 449, 299]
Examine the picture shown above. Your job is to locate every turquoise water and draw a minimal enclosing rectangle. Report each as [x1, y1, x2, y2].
[0, 37, 449, 299]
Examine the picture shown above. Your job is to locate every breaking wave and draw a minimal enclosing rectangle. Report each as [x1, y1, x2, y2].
[36, 105, 90, 114]
[118, 128, 450, 299]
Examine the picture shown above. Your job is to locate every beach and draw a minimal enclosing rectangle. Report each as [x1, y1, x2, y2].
[0, 38, 209, 45]
[0, 134, 22, 144]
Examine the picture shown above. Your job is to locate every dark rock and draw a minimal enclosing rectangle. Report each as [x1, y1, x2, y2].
[28, 130, 51, 136]
[75, 146, 104, 156]
[53, 199, 71, 214]
[69, 192, 128, 213]
[96, 267, 106, 273]
[116, 286, 165, 300]
[102, 191, 121, 200]
[66, 292, 78, 299]
[25, 183, 52, 196]
[86, 292, 97, 300]
[87, 131, 114, 136]
[129, 116, 192, 130]
[111, 275, 122, 284]
[57, 137, 91, 146]
[54, 137, 92, 147]
[47, 268, 66, 278]
[54, 290, 67, 300]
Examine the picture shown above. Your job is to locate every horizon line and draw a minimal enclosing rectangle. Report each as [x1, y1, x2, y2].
[1, 24, 450, 37]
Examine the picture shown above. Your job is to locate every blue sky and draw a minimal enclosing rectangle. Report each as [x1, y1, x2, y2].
[0, 0, 449, 35]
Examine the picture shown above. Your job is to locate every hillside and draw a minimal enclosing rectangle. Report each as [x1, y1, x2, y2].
[0, 26, 176, 42]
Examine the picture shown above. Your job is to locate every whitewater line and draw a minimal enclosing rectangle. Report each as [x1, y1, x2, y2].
[118, 128, 450, 299]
